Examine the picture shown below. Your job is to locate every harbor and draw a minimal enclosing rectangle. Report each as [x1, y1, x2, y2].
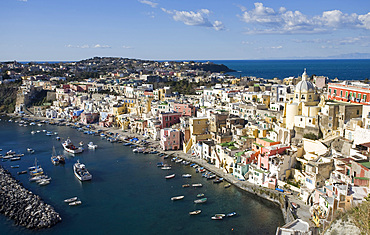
[0, 115, 284, 234]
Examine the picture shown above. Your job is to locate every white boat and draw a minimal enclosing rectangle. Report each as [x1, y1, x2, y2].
[73, 160, 92, 181]
[161, 166, 172, 170]
[87, 142, 98, 149]
[31, 131, 36, 135]
[171, 195, 184, 201]
[69, 200, 82, 206]
[165, 174, 175, 179]
[182, 174, 192, 178]
[192, 183, 203, 187]
[189, 210, 201, 215]
[62, 138, 84, 154]
[133, 147, 145, 153]
[38, 179, 50, 186]
[64, 197, 78, 203]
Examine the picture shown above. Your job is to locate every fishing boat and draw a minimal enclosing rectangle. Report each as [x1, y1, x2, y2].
[62, 138, 84, 154]
[194, 198, 207, 204]
[227, 212, 237, 217]
[197, 193, 204, 198]
[165, 174, 175, 179]
[182, 184, 190, 188]
[224, 183, 231, 188]
[192, 183, 203, 187]
[171, 195, 184, 201]
[64, 197, 78, 203]
[73, 160, 92, 181]
[189, 210, 202, 215]
[213, 178, 224, 184]
[69, 200, 82, 206]
[182, 174, 192, 178]
[88, 142, 98, 149]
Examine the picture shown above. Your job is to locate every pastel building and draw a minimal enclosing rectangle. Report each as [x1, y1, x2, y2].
[173, 103, 196, 116]
[160, 128, 181, 151]
[328, 81, 370, 104]
[159, 112, 182, 128]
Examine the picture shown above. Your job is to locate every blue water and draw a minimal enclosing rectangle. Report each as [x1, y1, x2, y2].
[0, 116, 284, 235]
[206, 59, 370, 80]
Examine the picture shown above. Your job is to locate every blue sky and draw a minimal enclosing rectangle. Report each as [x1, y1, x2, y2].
[1, 0, 370, 61]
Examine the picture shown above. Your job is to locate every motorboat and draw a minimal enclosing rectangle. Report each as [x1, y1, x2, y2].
[213, 178, 224, 184]
[171, 195, 184, 201]
[88, 142, 98, 149]
[194, 198, 207, 204]
[192, 183, 203, 187]
[64, 197, 78, 203]
[197, 193, 204, 198]
[62, 138, 84, 154]
[11, 165, 20, 168]
[182, 184, 190, 188]
[211, 215, 223, 220]
[73, 160, 92, 181]
[189, 210, 201, 215]
[227, 212, 237, 217]
[182, 174, 192, 178]
[69, 200, 82, 206]
[165, 174, 175, 179]
[10, 157, 21, 161]
[38, 179, 50, 186]
[156, 162, 164, 167]
[224, 183, 231, 188]
[17, 170, 27, 175]
[161, 166, 171, 170]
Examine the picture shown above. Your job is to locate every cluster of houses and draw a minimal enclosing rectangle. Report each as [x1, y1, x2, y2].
[13, 66, 370, 229]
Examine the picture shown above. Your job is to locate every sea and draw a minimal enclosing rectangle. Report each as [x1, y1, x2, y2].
[207, 59, 370, 81]
[0, 116, 284, 235]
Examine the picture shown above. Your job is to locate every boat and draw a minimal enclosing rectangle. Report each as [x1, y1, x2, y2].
[56, 136, 61, 141]
[79, 141, 84, 146]
[211, 215, 224, 220]
[31, 131, 36, 135]
[171, 195, 184, 201]
[175, 159, 183, 163]
[182, 174, 192, 178]
[165, 174, 175, 179]
[69, 200, 82, 206]
[291, 202, 298, 209]
[197, 193, 204, 198]
[11, 165, 20, 168]
[156, 162, 164, 167]
[10, 157, 21, 161]
[6, 150, 15, 155]
[227, 212, 237, 217]
[64, 197, 78, 203]
[57, 155, 65, 164]
[192, 183, 203, 187]
[215, 214, 226, 218]
[189, 210, 202, 215]
[29, 175, 48, 182]
[123, 142, 131, 146]
[194, 198, 207, 204]
[17, 170, 27, 175]
[182, 184, 190, 188]
[161, 166, 171, 170]
[87, 142, 98, 149]
[213, 178, 224, 184]
[224, 183, 231, 188]
[149, 150, 158, 154]
[133, 147, 145, 153]
[38, 179, 50, 186]
[207, 174, 216, 180]
[73, 160, 92, 181]
[62, 138, 84, 154]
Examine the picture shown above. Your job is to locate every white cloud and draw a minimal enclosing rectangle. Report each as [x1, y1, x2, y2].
[292, 36, 370, 46]
[240, 2, 370, 34]
[17, 0, 27, 2]
[93, 44, 111, 48]
[122, 45, 133, 49]
[162, 8, 225, 31]
[65, 44, 111, 49]
[138, 0, 158, 8]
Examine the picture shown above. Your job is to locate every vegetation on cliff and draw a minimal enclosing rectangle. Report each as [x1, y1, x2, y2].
[0, 83, 19, 113]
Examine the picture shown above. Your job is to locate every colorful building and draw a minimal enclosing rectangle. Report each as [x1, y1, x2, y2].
[328, 82, 370, 104]
[159, 112, 182, 128]
[160, 128, 181, 151]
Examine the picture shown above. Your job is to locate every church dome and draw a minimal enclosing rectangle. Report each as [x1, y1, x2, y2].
[295, 68, 315, 92]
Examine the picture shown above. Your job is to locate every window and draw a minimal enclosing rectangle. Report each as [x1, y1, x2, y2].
[358, 93, 361, 99]
[340, 90, 343, 97]
[334, 89, 337, 94]
[346, 91, 348, 97]
[357, 110, 360, 115]
[329, 88, 331, 94]
[363, 94, 367, 100]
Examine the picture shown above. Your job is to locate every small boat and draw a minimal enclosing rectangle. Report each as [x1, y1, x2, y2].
[10, 157, 21, 161]
[291, 202, 298, 209]
[175, 159, 183, 163]
[64, 197, 78, 203]
[62, 138, 84, 154]
[69, 200, 82, 206]
[224, 183, 231, 188]
[189, 210, 201, 215]
[215, 214, 226, 218]
[6, 150, 15, 155]
[88, 142, 98, 149]
[197, 193, 204, 198]
[165, 174, 175, 179]
[38, 179, 50, 186]
[156, 162, 164, 167]
[161, 166, 171, 170]
[227, 212, 237, 217]
[211, 215, 223, 220]
[124, 143, 131, 146]
[194, 198, 207, 204]
[17, 170, 27, 175]
[11, 165, 20, 168]
[207, 174, 216, 180]
[192, 183, 203, 187]
[213, 178, 224, 184]
[56, 136, 61, 141]
[31, 131, 36, 135]
[182, 174, 192, 178]
[149, 150, 158, 154]
[74, 160, 92, 181]
[171, 195, 184, 201]
[182, 184, 190, 188]
[29, 175, 48, 182]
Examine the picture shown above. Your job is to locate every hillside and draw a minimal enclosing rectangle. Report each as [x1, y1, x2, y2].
[0, 83, 18, 113]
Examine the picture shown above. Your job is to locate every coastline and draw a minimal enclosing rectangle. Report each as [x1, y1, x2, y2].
[6, 113, 311, 229]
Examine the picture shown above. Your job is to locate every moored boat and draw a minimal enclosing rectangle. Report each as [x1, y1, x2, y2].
[62, 138, 84, 154]
[182, 184, 190, 188]
[73, 160, 92, 181]
[88, 142, 98, 149]
[213, 178, 224, 184]
[165, 174, 175, 179]
[38, 179, 50, 186]
[227, 212, 237, 217]
[69, 200, 82, 206]
[182, 174, 192, 178]
[194, 198, 207, 204]
[197, 193, 204, 198]
[64, 197, 78, 203]
[17, 170, 27, 175]
[171, 195, 184, 201]
[161, 166, 171, 170]
[11, 165, 20, 168]
[192, 183, 203, 187]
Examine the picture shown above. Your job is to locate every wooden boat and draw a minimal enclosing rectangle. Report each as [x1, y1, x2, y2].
[211, 215, 224, 220]
[17, 170, 27, 175]
[189, 210, 201, 215]
[224, 183, 231, 188]
[171, 195, 184, 201]
[194, 198, 207, 204]
[182, 184, 190, 188]
[165, 174, 175, 179]
[69, 200, 82, 206]
[64, 197, 78, 203]
[192, 183, 203, 187]
[197, 193, 204, 198]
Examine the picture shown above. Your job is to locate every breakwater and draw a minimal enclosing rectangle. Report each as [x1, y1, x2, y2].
[0, 166, 61, 229]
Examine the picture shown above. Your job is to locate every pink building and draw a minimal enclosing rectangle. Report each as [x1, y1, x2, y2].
[160, 128, 181, 151]
[80, 112, 99, 124]
[257, 144, 291, 171]
[159, 112, 182, 128]
[173, 103, 196, 117]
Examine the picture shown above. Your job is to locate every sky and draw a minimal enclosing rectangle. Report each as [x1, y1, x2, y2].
[1, 0, 370, 61]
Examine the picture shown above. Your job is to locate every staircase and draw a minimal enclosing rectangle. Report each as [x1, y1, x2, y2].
[183, 138, 193, 154]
